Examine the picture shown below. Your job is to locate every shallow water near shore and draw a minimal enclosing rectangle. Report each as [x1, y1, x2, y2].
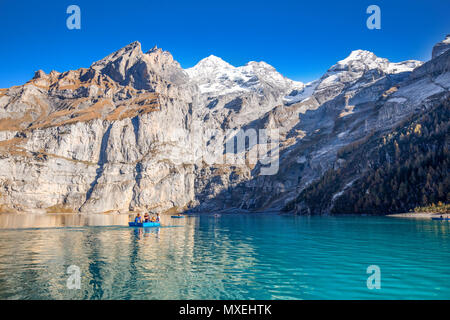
[0, 213, 449, 299]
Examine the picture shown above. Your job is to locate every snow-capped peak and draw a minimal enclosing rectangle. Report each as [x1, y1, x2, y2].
[338, 49, 378, 65]
[245, 61, 274, 69]
[185, 55, 234, 79]
[314, 49, 422, 92]
[196, 55, 233, 69]
[186, 56, 303, 97]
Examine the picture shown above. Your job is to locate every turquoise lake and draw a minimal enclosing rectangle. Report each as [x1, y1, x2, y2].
[0, 213, 449, 300]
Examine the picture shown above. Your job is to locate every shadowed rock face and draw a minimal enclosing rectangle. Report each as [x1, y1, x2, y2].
[0, 37, 448, 214]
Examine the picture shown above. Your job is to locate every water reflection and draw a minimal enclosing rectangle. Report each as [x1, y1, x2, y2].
[0, 213, 131, 229]
[0, 214, 449, 299]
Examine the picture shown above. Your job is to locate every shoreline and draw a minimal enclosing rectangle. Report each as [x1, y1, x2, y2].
[387, 212, 450, 219]
[1, 210, 449, 219]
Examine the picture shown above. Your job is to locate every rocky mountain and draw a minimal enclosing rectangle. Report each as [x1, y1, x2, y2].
[0, 36, 448, 214]
[186, 55, 304, 100]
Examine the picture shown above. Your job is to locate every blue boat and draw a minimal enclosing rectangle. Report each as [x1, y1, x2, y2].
[431, 217, 450, 221]
[128, 221, 161, 227]
[171, 215, 185, 219]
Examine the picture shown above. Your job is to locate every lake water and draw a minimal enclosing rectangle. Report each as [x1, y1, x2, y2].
[0, 213, 449, 300]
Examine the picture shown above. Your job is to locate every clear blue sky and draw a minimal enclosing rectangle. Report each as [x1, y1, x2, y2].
[0, 0, 449, 88]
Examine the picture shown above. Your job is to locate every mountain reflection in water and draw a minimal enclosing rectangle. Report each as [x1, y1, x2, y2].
[0, 214, 450, 299]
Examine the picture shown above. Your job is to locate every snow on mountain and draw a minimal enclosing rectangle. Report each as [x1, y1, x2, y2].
[283, 80, 319, 105]
[292, 49, 424, 105]
[185, 55, 304, 97]
[186, 50, 422, 107]
[337, 50, 420, 72]
[432, 34, 450, 59]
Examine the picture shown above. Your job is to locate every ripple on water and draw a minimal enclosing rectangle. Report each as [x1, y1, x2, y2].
[0, 214, 450, 299]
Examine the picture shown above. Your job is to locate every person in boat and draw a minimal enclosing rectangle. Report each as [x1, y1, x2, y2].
[135, 213, 142, 223]
[150, 215, 156, 222]
[156, 213, 160, 222]
[144, 212, 150, 222]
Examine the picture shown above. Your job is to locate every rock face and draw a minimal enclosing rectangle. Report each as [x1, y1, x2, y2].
[0, 36, 448, 214]
[432, 35, 450, 59]
[0, 44, 198, 214]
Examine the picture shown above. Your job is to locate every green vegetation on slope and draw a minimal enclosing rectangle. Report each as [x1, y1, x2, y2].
[413, 202, 450, 214]
[284, 98, 450, 215]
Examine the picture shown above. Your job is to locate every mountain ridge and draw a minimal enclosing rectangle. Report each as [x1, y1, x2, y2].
[0, 36, 449, 214]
